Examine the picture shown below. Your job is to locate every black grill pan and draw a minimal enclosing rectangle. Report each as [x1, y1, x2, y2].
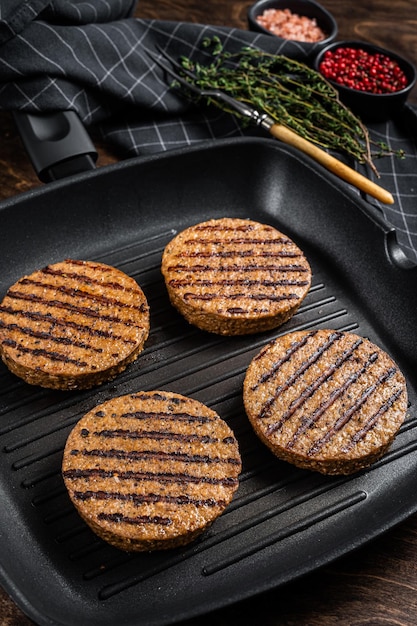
[0, 137, 416, 626]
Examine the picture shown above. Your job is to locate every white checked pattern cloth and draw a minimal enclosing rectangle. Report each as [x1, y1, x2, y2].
[1, 0, 416, 263]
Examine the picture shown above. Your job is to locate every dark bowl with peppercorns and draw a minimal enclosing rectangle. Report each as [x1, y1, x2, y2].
[314, 40, 416, 122]
[247, 0, 337, 60]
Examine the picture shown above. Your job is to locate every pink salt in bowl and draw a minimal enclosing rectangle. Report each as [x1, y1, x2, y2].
[247, 0, 337, 60]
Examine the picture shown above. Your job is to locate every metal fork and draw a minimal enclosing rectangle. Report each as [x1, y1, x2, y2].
[146, 47, 394, 205]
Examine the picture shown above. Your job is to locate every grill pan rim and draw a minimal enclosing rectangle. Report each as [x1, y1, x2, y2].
[0, 136, 416, 626]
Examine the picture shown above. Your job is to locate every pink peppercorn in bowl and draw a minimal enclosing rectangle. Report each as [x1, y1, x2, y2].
[247, 0, 337, 60]
[314, 40, 416, 122]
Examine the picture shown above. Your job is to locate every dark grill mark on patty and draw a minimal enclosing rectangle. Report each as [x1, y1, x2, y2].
[70, 447, 241, 466]
[259, 331, 344, 420]
[182, 292, 301, 303]
[182, 237, 294, 246]
[1, 339, 88, 366]
[169, 278, 310, 288]
[342, 387, 405, 452]
[19, 278, 144, 311]
[0, 320, 104, 353]
[98, 512, 172, 527]
[93, 428, 230, 445]
[193, 223, 256, 232]
[6, 290, 145, 323]
[63, 467, 238, 487]
[280, 351, 379, 445]
[167, 263, 309, 273]
[0, 282, 147, 372]
[178, 250, 300, 258]
[74, 489, 226, 508]
[131, 391, 187, 404]
[266, 336, 363, 435]
[118, 410, 215, 424]
[0, 306, 138, 344]
[42, 261, 140, 293]
[0, 299, 143, 361]
[306, 365, 398, 455]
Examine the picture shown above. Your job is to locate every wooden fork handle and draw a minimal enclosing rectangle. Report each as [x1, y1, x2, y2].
[269, 123, 394, 205]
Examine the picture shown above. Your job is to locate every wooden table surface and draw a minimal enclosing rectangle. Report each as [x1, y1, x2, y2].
[1, 1, 417, 624]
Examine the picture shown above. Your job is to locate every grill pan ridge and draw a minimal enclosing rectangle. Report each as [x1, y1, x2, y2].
[0, 137, 416, 626]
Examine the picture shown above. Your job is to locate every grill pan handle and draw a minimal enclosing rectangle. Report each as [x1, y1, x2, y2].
[13, 110, 97, 183]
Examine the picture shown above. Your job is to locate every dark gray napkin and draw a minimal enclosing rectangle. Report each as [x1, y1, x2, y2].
[1, 0, 416, 262]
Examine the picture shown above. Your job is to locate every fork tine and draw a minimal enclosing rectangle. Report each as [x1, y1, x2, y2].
[146, 47, 261, 121]
[145, 48, 202, 96]
[154, 45, 199, 80]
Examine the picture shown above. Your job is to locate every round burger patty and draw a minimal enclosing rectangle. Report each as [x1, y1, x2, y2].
[0, 259, 150, 390]
[243, 329, 408, 475]
[62, 390, 241, 551]
[161, 217, 312, 335]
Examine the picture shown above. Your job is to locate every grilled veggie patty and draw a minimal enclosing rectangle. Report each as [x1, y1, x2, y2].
[62, 390, 241, 551]
[243, 330, 408, 475]
[161, 218, 312, 335]
[0, 259, 150, 390]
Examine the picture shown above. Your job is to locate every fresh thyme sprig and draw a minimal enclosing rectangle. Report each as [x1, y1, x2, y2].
[177, 37, 405, 176]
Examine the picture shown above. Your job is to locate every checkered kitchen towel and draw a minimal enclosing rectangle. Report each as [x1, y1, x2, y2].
[1, 0, 416, 262]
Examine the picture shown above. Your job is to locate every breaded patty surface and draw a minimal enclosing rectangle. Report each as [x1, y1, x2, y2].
[243, 330, 408, 475]
[62, 390, 241, 551]
[161, 218, 311, 335]
[0, 259, 150, 390]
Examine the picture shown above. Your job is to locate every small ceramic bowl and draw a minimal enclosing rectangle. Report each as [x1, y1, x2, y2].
[314, 41, 416, 122]
[247, 0, 337, 59]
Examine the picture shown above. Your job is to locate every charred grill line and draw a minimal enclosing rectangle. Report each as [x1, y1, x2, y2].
[177, 251, 301, 258]
[167, 263, 309, 273]
[73, 489, 226, 508]
[343, 387, 405, 451]
[169, 278, 310, 287]
[307, 364, 396, 455]
[130, 391, 187, 404]
[252, 331, 316, 389]
[193, 223, 256, 231]
[41, 264, 140, 293]
[5, 290, 146, 324]
[0, 320, 104, 354]
[259, 331, 344, 420]
[19, 278, 144, 311]
[98, 512, 172, 526]
[70, 448, 241, 466]
[284, 351, 379, 448]
[63, 467, 238, 486]
[0, 306, 138, 344]
[182, 237, 293, 246]
[267, 337, 364, 436]
[93, 428, 229, 445]
[284, 353, 378, 448]
[118, 410, 215, 424]
[182, 292, 301, 303]
[1, 338, 88, 366]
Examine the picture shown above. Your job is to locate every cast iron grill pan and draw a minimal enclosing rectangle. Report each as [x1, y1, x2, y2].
[0, 138, 416, 626]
